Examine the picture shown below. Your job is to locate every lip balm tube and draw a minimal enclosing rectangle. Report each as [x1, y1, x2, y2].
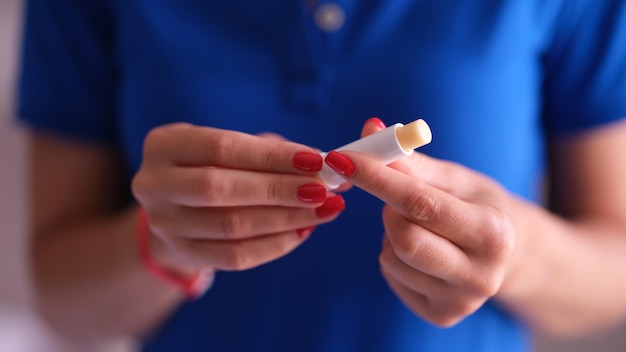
[319, 119, 432, 189]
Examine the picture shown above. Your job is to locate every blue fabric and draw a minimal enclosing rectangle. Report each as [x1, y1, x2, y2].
[17, 0, 626, 351]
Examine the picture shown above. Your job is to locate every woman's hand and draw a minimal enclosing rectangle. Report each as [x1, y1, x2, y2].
[323, 119, 518, 327]
[132, 123, 345, 274]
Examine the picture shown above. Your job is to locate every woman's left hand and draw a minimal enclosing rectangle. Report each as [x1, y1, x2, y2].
[323, 119, 520, 327]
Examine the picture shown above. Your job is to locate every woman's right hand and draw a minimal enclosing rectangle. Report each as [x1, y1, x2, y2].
[132, 123, 345, 274]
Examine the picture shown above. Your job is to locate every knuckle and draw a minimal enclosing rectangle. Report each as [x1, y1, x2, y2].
[219, 212, 246, 239]
[271, 236, 292, 257]
[143, 125, 173, 156]
[208, 133, 235, 164]
[131, 172, 149, 200]
[260, 143, 283, 169]
[198, 169, 232, 205]
[392, 232, 424, 264]
[143, 123, 191, 161]
[378, 248, 395, 269]
[480, 280, 500, 297]
[222, 243, 252, 271]
[142, 137, 158, 161]
[480, 208, 516, 258]
[132, 165, 168, 206]
[444, 299, 479, 319]
[426, 310, 463, 328]
[426, 300, 473, 328]
[143, 127, 164, 148]
[462, 272, 500, 297]
[265, 178, 282, 202]
[404, 188, 441, 222]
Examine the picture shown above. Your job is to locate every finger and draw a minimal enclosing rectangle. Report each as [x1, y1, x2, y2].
[257, 132, 287, 141]
[333, 182, 353, 192]
[161, 167, 327, 207]
[380, 250, 467, 320]
[381, 271, 453, 326]
[382, 271, 475, 327]
[357, 117, 486, 199]
[380, 235, 447, 293]
[390, 153, 498, 202]
[174, 229, 312, 271]
[380, 234, 483, 316]
[360, 117, 387, 138]
[316, 117, 385, 191]
[325, 150, 489, 249]
[381, 206, 470, 282]
[152, 198, 345, 240]
[145, 124, 322, 174]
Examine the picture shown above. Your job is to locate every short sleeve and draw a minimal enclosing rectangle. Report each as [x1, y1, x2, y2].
[542, 0, 626, 136]
[16, 0, 117, 144]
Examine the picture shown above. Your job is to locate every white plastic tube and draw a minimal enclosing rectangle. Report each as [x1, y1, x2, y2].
[319, 119, 432, 189]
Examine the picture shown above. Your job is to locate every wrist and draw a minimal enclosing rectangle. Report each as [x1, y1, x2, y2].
[137, 207, 213, 300]
[496, 197, 545, 304]
[149, 229, 200, 278]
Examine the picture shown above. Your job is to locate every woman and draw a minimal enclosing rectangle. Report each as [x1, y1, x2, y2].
[18, 1, 626, 351]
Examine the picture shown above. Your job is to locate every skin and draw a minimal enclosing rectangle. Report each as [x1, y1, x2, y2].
[325, 118, 626, 337]
[30, 124, 343, 340]
[29, 117, 626, 340]
[132, 124, 343, 272]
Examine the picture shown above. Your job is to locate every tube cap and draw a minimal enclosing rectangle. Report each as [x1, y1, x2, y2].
[395, 119, 432, 152]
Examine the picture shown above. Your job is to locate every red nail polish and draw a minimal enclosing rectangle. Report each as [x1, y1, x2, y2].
[297, 184, 326, 203]
[293, 152, 323, 172]
[366, 117, 386, 129]
[296, 226, 316, 239]
[315, 195, 346, 218]
[325, 151, 355, 176]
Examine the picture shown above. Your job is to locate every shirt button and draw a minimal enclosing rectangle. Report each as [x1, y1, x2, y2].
[314, 3, 345, 32]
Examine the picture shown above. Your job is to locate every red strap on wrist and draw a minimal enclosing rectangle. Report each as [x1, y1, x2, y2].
[137, 207, 208, 300]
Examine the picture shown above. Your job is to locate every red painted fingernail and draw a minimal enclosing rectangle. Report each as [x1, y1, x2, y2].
[296, 226, 316, 239]
[366, 117, 386, 129]
[297, 184, 327, 203]
[293, 152, 323, 172]
[325, 151, 355, 176]
[315, 195, 346, 218]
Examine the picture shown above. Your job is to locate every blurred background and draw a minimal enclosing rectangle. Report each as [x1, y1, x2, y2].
[1, 0, 625, 351]
[0, 0, 128, 351]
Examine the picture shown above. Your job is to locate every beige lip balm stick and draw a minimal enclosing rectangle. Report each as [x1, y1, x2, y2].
[319, 119, 432, 189]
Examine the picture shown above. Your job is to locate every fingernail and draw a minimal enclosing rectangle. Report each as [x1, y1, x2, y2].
[296, 226, 316, 239]
[366, 117, 386, 129]
[297, 184, 326, 203]
[325, 151, 355, 176]
[293, 152, 323, 172]
[315, 195, 346, 218]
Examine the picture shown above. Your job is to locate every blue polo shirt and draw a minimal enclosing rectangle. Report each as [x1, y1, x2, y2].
[18, 1, 626, 351]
